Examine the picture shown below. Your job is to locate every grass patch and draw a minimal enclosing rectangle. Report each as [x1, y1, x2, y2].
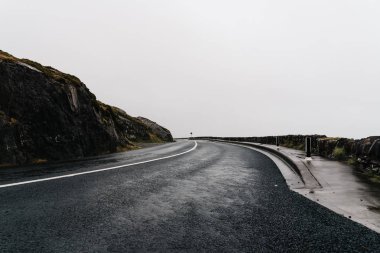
[0, 50, 82, 86]
[116, 145, 137, 153]
[0, 163, 16, 168]
[32, 159, 48, 164]
[332, 147, 346, 160]
[282, 141, 304, 151]
[148, 133, 164, 143]
[347, 157, 358, 166]
[0, 50, 17, 61]
[21, 59, 82, 85]
[296, 143, 305, 150]
[363, 171, 380, 184]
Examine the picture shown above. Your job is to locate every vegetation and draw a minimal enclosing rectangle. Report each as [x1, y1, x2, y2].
[332, 147, 346, 160]
[9, 117, 18, 125]
[319, 137, 340, 142]
[363, 171, 380, 184]
[22, 59, 82, 85]
[0, 50, 82, 86]
[347, 157, 358, 166]
[0, 111, 18, 126]
[116, 145, 138, 153]
[148, 133, 164, 143]
[282, 140, 304, 151]
[31, 159, 48, 164]
[95, 100, 164, 144]
[0, 50, 17, 61]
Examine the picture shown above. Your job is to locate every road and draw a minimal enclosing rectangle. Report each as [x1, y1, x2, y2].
[1, 140, 380, 252]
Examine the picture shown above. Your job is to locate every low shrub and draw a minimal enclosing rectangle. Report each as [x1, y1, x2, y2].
[333, 147, 346, 160]
[347, 157, 358, 166]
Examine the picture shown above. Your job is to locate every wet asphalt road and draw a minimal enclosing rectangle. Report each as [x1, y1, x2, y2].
[1, 140, 380, 252]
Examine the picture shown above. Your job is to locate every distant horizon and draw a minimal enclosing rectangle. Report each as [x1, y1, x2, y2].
[175, 134, 379, 140]
[1, 0, 379, 139]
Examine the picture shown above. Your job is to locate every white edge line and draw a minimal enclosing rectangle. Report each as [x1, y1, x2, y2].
[0, 141, 198, 189]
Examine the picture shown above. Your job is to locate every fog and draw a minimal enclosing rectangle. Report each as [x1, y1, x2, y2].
[1, 0, 379, 138]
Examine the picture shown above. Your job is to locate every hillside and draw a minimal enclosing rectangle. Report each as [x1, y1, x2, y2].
[0, 50, 173, 166]
[136, 117, 173, 142]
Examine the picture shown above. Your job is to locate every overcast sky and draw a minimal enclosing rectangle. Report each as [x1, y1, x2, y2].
[1, 0, 379, 138]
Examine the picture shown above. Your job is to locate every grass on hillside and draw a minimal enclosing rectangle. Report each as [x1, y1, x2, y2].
[0, 50, 82, 86]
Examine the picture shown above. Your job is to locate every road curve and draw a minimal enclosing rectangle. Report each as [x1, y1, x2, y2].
[1, 140, 380, 252]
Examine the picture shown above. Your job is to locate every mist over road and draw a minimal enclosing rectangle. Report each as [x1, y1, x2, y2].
[1, 140, 379, 252]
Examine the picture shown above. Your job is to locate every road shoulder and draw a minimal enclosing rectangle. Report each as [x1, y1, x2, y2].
[210, 139, 380, 234]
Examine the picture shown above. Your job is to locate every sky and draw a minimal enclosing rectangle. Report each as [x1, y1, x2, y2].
[1, 0, 379, 139]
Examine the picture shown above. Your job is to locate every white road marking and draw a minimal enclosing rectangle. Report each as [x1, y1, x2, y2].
[0, 141, 198, 189]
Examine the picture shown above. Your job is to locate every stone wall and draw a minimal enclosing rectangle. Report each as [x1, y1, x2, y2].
[195, 135, 380, 174]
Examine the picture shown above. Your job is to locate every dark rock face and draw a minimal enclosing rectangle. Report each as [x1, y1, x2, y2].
[0, 50, 173, 166]
[136, 117, 173, 142]
[317, 137, 380, 160]
[317, 136, 380, 170]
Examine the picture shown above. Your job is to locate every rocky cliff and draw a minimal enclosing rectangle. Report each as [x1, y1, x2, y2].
[136, 117, 173, 142]
[0, 50, 173, 166]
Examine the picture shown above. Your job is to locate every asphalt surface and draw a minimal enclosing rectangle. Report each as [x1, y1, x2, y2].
[1, 140, 380, 252]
